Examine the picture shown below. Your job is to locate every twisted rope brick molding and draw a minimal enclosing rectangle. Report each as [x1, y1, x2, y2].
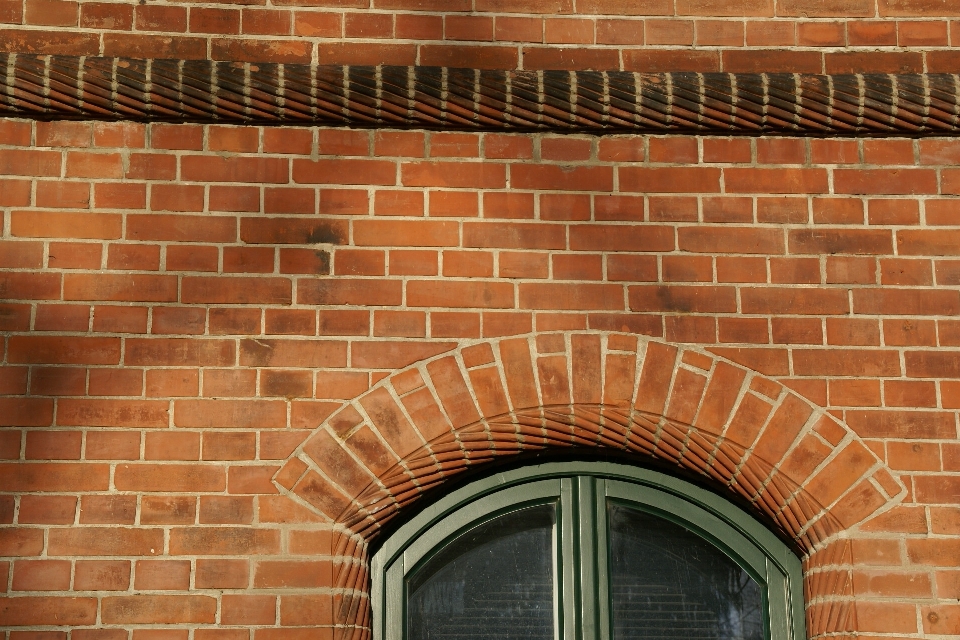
[3, 54, 960, 135]
[269, 331, 907, 640]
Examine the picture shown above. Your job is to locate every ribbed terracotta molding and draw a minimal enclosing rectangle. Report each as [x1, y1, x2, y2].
[3, 54, 960, 135]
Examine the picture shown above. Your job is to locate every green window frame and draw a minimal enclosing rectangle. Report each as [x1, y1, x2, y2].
[371, 461, 805, 640]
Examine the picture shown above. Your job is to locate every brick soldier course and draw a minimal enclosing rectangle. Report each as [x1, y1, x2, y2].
[2, 1, 960, 639]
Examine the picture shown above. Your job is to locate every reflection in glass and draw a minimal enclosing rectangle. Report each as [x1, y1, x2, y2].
[407, 505, 555, 640]
[608, 503, 764, 640]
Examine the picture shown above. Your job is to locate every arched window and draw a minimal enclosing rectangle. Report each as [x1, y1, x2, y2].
[371, 462, 805, 640]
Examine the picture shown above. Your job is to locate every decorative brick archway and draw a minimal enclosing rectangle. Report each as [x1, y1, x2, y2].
[272, 331, 905, 640]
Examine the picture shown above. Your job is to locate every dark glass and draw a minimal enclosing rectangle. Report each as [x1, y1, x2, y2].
[407, 505, 556, 640]
[608, 503, 764, 640]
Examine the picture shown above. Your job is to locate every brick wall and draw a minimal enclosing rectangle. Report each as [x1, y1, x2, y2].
[1, 0, 960, 71]
[2, 2, 960, 639]
[3, 116, 959, 637]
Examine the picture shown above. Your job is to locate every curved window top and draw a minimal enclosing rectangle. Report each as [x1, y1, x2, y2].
[372, 462, 805, 640]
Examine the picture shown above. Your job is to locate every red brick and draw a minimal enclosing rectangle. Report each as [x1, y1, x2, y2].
[899, 229, 960, 256]
[46, 242, 101, 270]
[34, 304, 89, 332]
[134, 560, 191, 590]
[428, 191, 478, 217]
[520, 283, 624, 310]
[373, 190, 423, 217]
[127, 214, 237, 242]
[645, 20, 694, 46]
[13, 210, 119, 239]
[789, 229, 892, 255]
[140, 496, 196, 525]
[590, 17, 641, 45]
[135, 4, 185, 31]
[393, 12, 439, 38]
[48, 527, 162, 556]
[463, 221, 566, 249]
[182, 276, 291, 305]
[770, 257, 819, 284]
[144, 431, 200, 461]
[85, 431, 140, 460]
[594, 195, 644, 221]
[430, 311, 480, 338]
[880, 0, 960, 17]
[826, 318, 880, 346]
[401, 161, 506, 189]
[102, 595, 216, 624]
[0, 596, 97, 625]
[375, 131, 426, 158]
[483, 135, 533, 160]
[570, 225, 674, 251]
[196, 559, 248, 589]
[884, 319, 937, 346]
[0, 242, 43, 269]
[93, 122, 147, 148]
[848, 20, 897, 44]
[299, 279, 401, 306]
[0, 29, 99, 56]
[419, 43, 519, 68]
[725, 168, 828, 194]
[351, 341, 456, 369]
[29, 366, 84, 396]
[835, 169, 937, 195]
[17, 495, 76, 524]
[64, 274, 177, 302]
[0, 180, 31, 207]
[499, 252, 550, 279]
[36, 181, 90, 209]
[483, 192, 535, 219]
[223, 247, 275, 274]
[240, 217, 347, 245]
[541, 193, 590, 221]
[107, 244, 160, 271]
[173, 398, 288, 429]
[408, 280, 515, 308]
[793, 349, 901, 377]
[243, 7, 291, 35]
[646, 196, 697, 222]
[207, 186, 257, 213]
[798, 20, 845, 45]
[443, 251, 494, 278]
[293, 158, 395, 186]
[150, 124, 202, 151]
[679, 227, 784, 254]
[212, 36, 310, 62]
[79, 495, 137, 525]
[75, 560, 130, 591]
[620, 167, 719, 193]
[669, 316, 720, 345]
[164, 245, 217, 273]
[190, 7, 240, 34]
[854, 289, 960, 316]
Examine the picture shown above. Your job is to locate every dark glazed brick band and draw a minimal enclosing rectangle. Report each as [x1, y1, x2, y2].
[3, 54, 960, 135]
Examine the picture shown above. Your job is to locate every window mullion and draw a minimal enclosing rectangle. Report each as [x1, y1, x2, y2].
[594, 477, 611, 640]
[559, 477, 578, 640]
[576, 475, 601, 640]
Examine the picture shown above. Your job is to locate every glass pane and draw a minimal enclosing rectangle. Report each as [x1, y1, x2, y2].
[407, 504, 556, 640]
[608, 503, 764, 640]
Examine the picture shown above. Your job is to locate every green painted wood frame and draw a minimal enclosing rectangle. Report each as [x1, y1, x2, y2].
[370, 461, 806, 640]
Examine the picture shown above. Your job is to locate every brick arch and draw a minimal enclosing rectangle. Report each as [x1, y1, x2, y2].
[272, 331, 906, 640]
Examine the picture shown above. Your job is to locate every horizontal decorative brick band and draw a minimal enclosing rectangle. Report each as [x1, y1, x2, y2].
[3, 53, 960, 135]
